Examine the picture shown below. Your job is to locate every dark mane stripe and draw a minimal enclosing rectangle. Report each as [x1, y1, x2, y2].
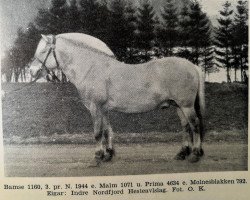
[57, 35, 116, 59]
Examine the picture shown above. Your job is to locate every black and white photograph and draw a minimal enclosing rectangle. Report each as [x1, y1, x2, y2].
[0, 0, 249, 199]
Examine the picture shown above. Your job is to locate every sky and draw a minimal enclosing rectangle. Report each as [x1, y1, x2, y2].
[0, 0, 239, 56]
[200, 0, 225, 16]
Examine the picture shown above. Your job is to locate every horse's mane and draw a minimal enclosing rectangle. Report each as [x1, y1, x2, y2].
[57, 33, 115, 58]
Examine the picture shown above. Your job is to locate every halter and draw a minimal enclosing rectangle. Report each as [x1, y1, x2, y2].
[32, 35, 60, 82]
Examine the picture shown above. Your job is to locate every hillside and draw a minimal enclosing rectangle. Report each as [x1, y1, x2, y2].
[2, 82, 248, 139]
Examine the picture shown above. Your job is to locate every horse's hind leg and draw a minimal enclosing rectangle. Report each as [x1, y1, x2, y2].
[102, 115, 115, 162]
[181, 106, 204, 163]
[175, 108, 192, 160]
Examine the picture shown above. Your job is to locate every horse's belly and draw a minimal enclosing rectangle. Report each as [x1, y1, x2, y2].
[106, 100, 158, 113]
[105, 91, 166, 113]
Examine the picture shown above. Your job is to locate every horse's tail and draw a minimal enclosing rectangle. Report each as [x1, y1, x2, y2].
[194, 66, 205, 141]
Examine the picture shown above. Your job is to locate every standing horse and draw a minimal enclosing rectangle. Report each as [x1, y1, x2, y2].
[30, 33, 205, 166]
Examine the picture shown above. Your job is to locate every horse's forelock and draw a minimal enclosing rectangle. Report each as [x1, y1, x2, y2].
[36, 34, 56, 56]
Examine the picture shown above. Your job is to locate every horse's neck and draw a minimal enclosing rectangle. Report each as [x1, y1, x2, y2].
[55, 39, 104, 84]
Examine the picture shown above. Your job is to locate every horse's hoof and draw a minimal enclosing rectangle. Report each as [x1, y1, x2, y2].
[87, 150, 105, 167]
[188, 148, 204, 163]
[103, 148, 115, 162]
[188, 154, 201, 163]
[95, 150, 104, 160]
[174, 153, 186, 160]
[103, 155, 112, 162]
[174, 146, 191, 160]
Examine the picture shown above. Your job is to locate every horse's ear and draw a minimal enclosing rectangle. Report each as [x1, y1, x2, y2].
[41, 34, 49, 43]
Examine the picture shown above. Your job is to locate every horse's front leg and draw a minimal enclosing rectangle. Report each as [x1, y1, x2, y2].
[102, 115, 115, 162]
[89, 103, 105, 167]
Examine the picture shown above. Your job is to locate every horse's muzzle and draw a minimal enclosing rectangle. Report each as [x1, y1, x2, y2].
[30, 65, 46, 80]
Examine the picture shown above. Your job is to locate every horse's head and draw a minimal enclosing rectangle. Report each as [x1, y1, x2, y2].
[30, 34, 59, 80]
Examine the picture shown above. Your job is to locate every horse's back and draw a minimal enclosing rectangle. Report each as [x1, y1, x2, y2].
[110, 57, 199, 89]
[105, 57, 200, 112]
[152, 57, 198, 75]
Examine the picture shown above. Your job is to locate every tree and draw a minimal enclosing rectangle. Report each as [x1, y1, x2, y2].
[79, 0, 101, 35]
[35, 0, 68, 34]
[231, 24, 241, 82]
[202, 45, 215, 78]
[179, 4, 190, 49]
[1, 50, 15, 82]
[108, 0, 128, 60]
[123, 0, 138, 63]
[200, 18, 215, 77]
[176, 4, 192, 61]
[232, 0, 248, 82]
[158, 0, 179, 56]
[214, 1, 234, 83]
[188, 0, 212, 65]
[93, 0, 111, 44]
[1, 23, 41, 82]
[107, 0, 138, 62]
[136, 0, 156, 61]
[64, 0, 81, 32]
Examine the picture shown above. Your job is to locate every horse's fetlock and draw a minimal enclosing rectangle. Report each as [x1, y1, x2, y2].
[94, 132, 102, 141]
[106, 148, 115, 156]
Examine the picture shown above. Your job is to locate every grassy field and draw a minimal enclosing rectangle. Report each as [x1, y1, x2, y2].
[1, 82, 248, 143]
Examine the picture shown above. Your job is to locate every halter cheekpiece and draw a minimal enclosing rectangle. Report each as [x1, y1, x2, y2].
[33, 35, 60, 82]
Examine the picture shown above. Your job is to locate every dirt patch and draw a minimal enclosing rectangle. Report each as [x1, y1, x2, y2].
[4, 142, 248, 177]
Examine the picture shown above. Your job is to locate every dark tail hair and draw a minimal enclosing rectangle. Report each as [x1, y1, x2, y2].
[195, 68, 205, 141]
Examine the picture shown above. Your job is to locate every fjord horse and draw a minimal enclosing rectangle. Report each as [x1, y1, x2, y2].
[30, 33, 205, 166]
